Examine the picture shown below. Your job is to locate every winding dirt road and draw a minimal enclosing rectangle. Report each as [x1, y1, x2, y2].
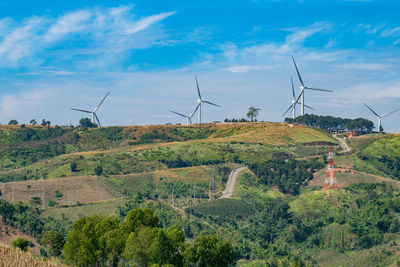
[333, 134, 351, 153]
[220, 167, 247, 199]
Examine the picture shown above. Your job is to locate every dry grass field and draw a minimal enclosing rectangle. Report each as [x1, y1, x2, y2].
[0, 176, 116, 206]
[309, 169, 400, 188]
[0, 244, 60, 267]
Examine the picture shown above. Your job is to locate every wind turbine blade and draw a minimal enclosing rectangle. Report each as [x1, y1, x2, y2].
[381, 107, 400, 118]
[305, 87, 333, 92]
[189, 103, 200, 117]
[282, 104, 295, 118]
[169, 110, 188, 118]
[195, 75, 202, 100]
[94, 91, 110, 112]
[94, 113, 101, 127]
[70, 108, 92, 114]
[292, 57, 304, 87]
[291, 77, 296, 99]
[203, 100, 221, 107]
[363, 103, 380, 117]
[303, 104, 315, 111]
[294, 89, 304, 107]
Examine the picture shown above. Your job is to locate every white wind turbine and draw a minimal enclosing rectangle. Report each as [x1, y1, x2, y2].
[292, 57, 333, 116]
[195, 75, 221, 124]
[282, 77, 315, 119]
[363, 103, 400, 132]
[169, 105, 200, 125]
[70, 91, 110, 127]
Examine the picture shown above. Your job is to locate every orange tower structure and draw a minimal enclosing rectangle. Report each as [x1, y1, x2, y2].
[323, 146, 338, 190]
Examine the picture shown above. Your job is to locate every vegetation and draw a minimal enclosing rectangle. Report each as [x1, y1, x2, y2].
[0, 244, 57, 267]
[1, 122, 399, 266]
[63, 208, 233, 267]
[11, 237, 30, 251]
[246, 107, 261, 122]
[285, 114, 374, 133]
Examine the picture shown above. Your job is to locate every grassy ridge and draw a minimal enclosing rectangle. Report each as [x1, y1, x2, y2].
[0, 123, 336, 182]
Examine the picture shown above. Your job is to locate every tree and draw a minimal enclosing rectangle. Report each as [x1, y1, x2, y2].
[30, 119, 37, 125]
[70, 162, 78, 172]
[79, 118, 97, 128]
[184, 235, 233, 267]
[8, 120, 18, 125]
[123, 226, 154, 266]
[11, 237, 30, 251]
[246, 107, 261, 122]
[95, 165, 103, 176]
[41, 231, 64, 256]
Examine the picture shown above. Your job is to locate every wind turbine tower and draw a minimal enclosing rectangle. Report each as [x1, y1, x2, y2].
[194, 75, 221, 124]
[292, 57, 333, 116]
[282, 77, 315, 119]
[169, 104, 199, 125]
[363, 103, 400, 132]
[71, 91, 110, 127]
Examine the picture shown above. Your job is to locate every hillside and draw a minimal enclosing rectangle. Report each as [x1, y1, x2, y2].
[3, 122, 400, 266]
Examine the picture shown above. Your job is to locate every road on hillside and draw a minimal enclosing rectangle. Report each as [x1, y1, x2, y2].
[220, 167, 247, 199]
[333, 134, 351, 153]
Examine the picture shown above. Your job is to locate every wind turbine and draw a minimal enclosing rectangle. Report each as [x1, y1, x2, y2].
[282, 77, 315, 119]
[70, 91, 110, 127]
[292, 57, 333, 116]
[169, 105, 200, 125]
[195, 75, 221, 124]
[363, 103, 400, 132]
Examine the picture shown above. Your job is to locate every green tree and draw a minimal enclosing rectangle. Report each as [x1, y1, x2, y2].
[123, 226, 154, 266]
[95, 165, 103, 176]
[184, 235, 233, 267]
[30, 119, 37, 125]
[8, 120, 18, 125]
[70, 162, 78, 172]
[122, 208, 159, 234]
[41, 231, 64, 256]
[64, 215, 103, 266]
[246, 107, 261, 122]
[11, 237, 30, 251]
[79, 118, 97, 128]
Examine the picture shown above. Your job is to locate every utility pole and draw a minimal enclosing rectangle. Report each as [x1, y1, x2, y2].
[71, 190, 74, 205]
[172, 188, 174, 207]
[212, 168, 216, 193]
[12, 179, 15, 203]
[193, 184, 196, 200]
[42, 186, 46, 209]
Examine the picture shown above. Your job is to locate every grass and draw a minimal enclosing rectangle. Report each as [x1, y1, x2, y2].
[364, 134, 400, 158]
[0, 176, 117, 206]
[309, 169, 400, 188]
[0, 245, 60, 267]
[41, 198, 129, 221]
[347, 133, 393, 152]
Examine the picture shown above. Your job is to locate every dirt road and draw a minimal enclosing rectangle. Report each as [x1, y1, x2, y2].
[220, 167, 247, 199]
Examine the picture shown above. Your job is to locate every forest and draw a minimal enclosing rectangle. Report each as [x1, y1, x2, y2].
[284, 114, 374, 133]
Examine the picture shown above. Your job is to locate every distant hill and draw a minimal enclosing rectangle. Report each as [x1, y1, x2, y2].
[3, 122, 400, 266]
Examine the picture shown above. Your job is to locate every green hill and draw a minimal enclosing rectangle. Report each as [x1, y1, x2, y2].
[3, 122, 400, 266]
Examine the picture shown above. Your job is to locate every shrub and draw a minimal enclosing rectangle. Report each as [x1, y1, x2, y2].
[11, 237, 29, 251]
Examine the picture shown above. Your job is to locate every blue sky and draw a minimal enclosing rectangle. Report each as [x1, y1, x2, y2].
[1, 1, 400, 132]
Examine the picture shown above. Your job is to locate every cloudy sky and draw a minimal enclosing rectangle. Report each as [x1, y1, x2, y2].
[1, 0, 400, 131]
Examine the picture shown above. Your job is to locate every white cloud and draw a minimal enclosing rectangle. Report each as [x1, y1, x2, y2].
[125, 12, 175, 34]
[0, 6, 176, 67]
[44, 10, 92, 42]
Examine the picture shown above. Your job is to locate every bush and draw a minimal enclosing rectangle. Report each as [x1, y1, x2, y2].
[11, 237, 30, 251]
[70, 162, 78, 172]
[95, 165, 103, 176]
